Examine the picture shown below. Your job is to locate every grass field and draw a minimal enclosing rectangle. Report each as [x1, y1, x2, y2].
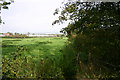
[2, 37, 67, 78]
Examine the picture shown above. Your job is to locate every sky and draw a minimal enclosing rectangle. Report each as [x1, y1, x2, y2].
[1, 0, 68, 34]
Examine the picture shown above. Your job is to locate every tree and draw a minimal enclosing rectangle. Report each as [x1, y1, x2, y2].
[53, 0, 120, 79]
[0, 0, 14, 24]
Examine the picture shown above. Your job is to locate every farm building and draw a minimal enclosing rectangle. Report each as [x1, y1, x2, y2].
[0, 33, 12, 37]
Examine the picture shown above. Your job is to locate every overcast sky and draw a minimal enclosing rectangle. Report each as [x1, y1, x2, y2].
[1, 0, 68, 34]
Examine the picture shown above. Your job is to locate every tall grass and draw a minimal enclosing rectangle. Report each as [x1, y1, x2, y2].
[2, 37, 67, 79]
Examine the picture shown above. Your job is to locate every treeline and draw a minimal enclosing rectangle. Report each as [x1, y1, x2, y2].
[53, 1, 120, 80]
[1, 32, 65, 38]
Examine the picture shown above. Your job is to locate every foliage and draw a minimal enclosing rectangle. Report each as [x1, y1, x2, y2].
[0, 0, 14, 24]
[60, 43, 78, 80]
[53, 0, 120, 79]
[0, 0, 14, 9]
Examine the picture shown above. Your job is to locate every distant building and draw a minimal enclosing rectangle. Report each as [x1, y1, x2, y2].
[0, 33, 12, 37]
[3, 33, 11, 36]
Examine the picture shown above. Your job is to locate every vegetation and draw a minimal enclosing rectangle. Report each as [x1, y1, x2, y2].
[1, 0, 120, 79]
[53, 1, 120, 79]
[0, 0, 14, 24]
[2, 37, 67, 79]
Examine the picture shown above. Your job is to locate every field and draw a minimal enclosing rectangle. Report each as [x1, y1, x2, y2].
[2, 37, 67, 78]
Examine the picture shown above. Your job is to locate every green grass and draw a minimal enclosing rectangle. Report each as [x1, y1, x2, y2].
[2, 37, 67, 78]
[2, 37, 66, 55]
